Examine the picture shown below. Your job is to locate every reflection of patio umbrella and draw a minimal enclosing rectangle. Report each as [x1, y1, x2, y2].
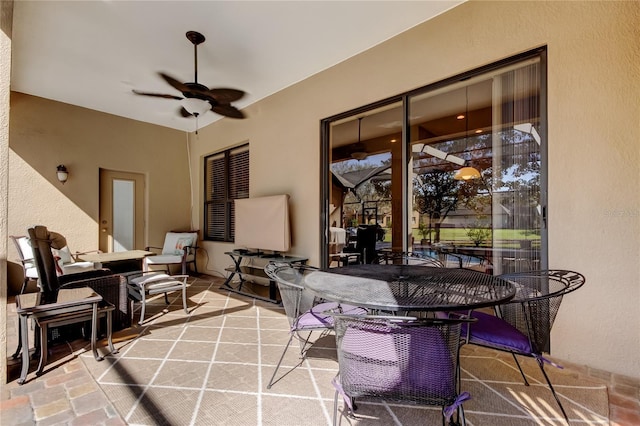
[332, 165, 391, 191]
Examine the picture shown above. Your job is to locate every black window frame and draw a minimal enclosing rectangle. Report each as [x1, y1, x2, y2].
[204, 144, 249, 242]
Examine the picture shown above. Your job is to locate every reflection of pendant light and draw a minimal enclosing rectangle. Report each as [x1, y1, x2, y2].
[350, 117, 368, 161]
[454, 86, 481, 180]
[455, 165, 481, 180]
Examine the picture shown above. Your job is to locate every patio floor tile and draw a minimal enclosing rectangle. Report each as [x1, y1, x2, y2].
[2, 274, 618, 426]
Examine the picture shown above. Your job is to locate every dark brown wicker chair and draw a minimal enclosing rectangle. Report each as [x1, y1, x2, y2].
[12, 225, 122, 379]
[27, 225, 130, 330]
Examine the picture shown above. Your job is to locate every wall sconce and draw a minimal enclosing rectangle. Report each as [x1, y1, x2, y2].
[56, 164, 69, 184]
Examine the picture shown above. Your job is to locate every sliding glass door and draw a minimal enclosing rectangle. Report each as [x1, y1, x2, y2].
[321, 48, 546, 273]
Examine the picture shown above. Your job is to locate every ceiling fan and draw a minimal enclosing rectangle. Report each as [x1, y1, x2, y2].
[132, 31, 246, 120]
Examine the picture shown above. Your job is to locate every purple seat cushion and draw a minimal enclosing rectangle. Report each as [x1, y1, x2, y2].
[464, 311, 532, 355]
[340, 325, 456, 399]
[295, 302, 366, 330]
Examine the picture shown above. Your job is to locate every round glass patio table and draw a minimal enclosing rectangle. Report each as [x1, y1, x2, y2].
[304, 264, 516, 312]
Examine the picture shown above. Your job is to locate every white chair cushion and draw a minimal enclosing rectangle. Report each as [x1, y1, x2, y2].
[130, 273, 171, 285]
[146, 254, 183, 265]
[25, 266, 39, 279]
[61, 261, 96, 275]
[53, 246, 74, 264]
[161, 232, 197, 256]
[130, 273, 184, 290]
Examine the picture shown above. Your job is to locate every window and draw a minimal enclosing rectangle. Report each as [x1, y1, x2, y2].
[322, 48, 546, 272]
[204, 144, 249, 242]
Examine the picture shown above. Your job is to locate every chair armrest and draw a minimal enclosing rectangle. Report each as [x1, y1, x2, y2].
[170, 274, 189, 283]
[59, 268, 113, 285]
[18, 258, 35, 268]
[183, 244, 199, 255]
[145, 246, 163, 254]
[73, 249, 102, 261]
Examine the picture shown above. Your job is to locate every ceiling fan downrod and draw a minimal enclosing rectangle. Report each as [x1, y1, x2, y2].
[186, 31, 205, 85]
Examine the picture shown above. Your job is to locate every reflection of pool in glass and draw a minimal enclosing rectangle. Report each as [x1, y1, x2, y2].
[412, 248, 483, 267]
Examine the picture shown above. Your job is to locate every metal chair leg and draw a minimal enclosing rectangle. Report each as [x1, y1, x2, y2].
[536, 356, 569, 423]
[20, 278, 29, 295]
[511, 352, 530, 386]
[333, 390, 339, 426]
[267, 333, 295, 389]
[182, 285, 188, 314]
[12, 316, 23, 359]
[139, 293, 147, 324]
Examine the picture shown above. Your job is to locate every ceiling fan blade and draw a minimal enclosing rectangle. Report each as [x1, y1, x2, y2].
[179, 107, 193, 118]
[211, 104, 245, 119]
[206, 88, 245, 104]
[158, 72, 192, 94]
[132, 90, 183, 100]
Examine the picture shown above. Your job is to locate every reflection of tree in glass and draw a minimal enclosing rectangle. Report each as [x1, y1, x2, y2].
[413, 171, 461, 243]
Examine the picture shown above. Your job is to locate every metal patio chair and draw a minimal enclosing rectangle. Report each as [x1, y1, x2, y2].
[126, 272, 189, 324]
[10, 235, 39, 294]
[460, 269, 586, 423]
[264, 262, 367, 389]
[331, 314, 474, 426]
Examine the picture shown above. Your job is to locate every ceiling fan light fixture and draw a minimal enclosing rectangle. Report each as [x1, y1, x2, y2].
[181, 98, 210, 116]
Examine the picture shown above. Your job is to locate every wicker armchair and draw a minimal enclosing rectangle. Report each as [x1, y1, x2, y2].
[26, 225, 129, 328]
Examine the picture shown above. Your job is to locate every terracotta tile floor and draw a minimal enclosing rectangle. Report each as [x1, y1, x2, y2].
[2, 274, 635, 425]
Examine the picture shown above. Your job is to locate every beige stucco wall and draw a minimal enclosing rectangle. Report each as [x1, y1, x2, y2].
[190, 1, 640, 378]
[1, 0, 14, 384]
[6, 93, 193, 294]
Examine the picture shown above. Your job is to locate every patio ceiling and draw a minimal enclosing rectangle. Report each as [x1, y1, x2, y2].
[10, 1, 464, 132]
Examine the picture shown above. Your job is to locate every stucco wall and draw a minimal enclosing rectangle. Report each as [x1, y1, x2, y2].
[1, 0, 14, 385]
[190, 1, 640, 378]
[6, 93, 193, 293]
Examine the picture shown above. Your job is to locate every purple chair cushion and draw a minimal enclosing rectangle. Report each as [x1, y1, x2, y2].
[295, 302, 366, 330]
[340, 325, 456, 399]
[464, 311, 532, 354]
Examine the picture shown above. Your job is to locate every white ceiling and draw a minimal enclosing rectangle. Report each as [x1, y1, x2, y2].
[10, 1, 463, 132]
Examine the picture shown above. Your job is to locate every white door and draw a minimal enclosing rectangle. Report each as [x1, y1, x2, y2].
[99, 169, 145, 252]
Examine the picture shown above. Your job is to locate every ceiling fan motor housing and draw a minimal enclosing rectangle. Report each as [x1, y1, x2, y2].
[186, 31, 205, 45]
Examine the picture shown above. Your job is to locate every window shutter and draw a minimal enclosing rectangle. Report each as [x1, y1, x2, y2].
[204, 144, 249, 241]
